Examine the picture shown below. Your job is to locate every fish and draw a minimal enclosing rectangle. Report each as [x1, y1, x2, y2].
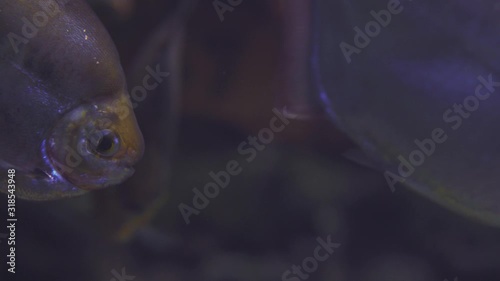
[311, 0, 500, 226]
[0, 0, 144, 200]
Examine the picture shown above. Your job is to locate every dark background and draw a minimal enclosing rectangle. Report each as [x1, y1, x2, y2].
[1, 1, 500, 280]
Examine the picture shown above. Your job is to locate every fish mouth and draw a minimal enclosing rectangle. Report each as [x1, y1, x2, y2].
[77, 165, 136, 190]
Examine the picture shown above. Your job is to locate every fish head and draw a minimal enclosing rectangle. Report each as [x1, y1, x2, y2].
[0, 0, 147, 199]
[45, 93, 144, 190]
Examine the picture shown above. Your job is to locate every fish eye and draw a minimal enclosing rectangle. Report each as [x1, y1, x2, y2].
[89, 129, 120, 157]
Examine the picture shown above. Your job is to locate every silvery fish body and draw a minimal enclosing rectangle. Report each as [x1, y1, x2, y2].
[0, 0, 144, 200]
[313, 0, 500, 225]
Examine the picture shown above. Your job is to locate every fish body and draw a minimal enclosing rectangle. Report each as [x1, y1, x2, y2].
[312, 0, 500, 225]
[0, 0, 144, 200]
